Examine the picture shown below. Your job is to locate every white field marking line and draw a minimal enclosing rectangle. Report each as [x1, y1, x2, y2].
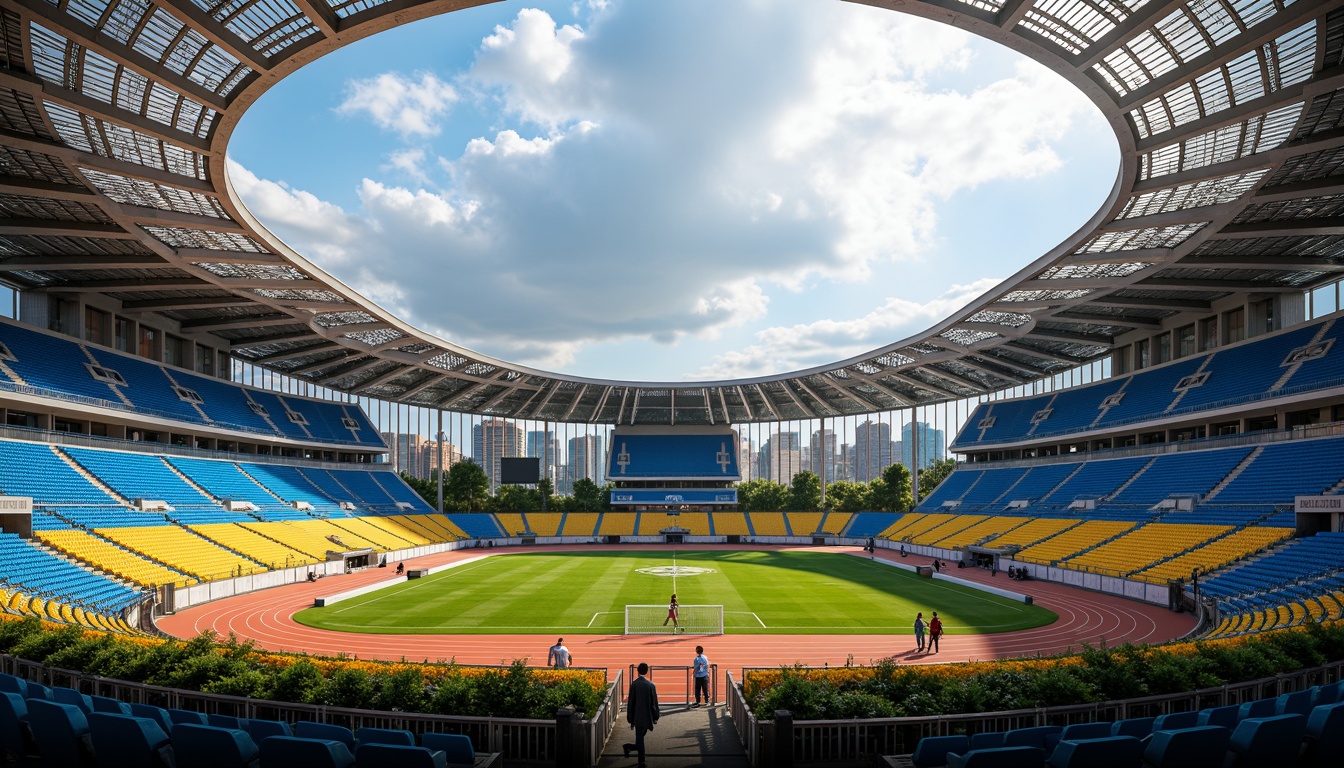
[672, 551, 678, 595]
[724, 610, 766, 627]
[330, 560, 494, 615]
[588, 611, 621, 628]
[918, 578, 1030, 613]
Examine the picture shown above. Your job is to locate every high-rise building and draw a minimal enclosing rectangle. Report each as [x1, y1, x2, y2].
[854, 420, 894, 482]
[527, 430, 560, 484]
[562, 432, 606, 494]
[738, 433, 757, 482]
[473, 419, 523, 490]
[809, 428, 841, 481]
[901, 421, 946, 471]
[759, 431, 801, 484]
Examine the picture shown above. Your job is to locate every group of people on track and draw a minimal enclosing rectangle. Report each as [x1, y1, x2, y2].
[912, 610, 944, 654]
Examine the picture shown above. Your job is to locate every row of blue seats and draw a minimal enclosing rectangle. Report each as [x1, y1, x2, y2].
[919, 437, 1344, 513]
[955, 315, 1344, 449]
[909, 682, 1343, 767]
[1199, 533, 1344, 599]
[605, 433, 741, 479]
[0, 319, 382, 447]
[0, 673, 494, 767]
[0, 534, 140, 612]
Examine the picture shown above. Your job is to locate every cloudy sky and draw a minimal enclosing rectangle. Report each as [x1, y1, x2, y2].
[229, 0, 1117, 382]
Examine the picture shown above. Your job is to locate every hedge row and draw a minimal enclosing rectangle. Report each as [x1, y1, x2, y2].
[745, 620, 1344, 720]
[0, 616, 606, 720]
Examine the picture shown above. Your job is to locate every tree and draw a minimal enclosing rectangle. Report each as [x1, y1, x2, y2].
[537, 477, 554, 512]
[443, 460, 489, 512]
[824, 480, 870, 512]
[918, 458, 958, 501]
[571, 478, 605, 512]
[869, 463, 913, 512]
[492, 483, 541, 514]
[399, 471, 436, 508]
[788, 470, 822, 512]
[737, 479, 788, 511]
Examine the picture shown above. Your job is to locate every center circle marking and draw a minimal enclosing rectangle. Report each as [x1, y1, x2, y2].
[636, 565, 716, 577]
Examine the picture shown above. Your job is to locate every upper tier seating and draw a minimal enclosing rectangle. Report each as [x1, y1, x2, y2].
[64, 449, 215, 508]
[166, 458, 287, 511]
[0, 319, 381, 446]
[446, 514, 505, 538]
[1210, 437, 1344, 503]
[1198, 533, 1344, 599]
[954, 315, 1344, 448]
[606, 433, 740, 479]
[0, 442, 117, 506]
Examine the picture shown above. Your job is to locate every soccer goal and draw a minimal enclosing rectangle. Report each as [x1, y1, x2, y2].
[624, 604, 724, 635]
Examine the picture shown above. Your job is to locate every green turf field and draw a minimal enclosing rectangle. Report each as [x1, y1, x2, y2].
[294, 550, 1056, 635]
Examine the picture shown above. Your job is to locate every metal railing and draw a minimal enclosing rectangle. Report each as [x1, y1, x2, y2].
[624, 664, 718, 706]
[0, 422, 387, 470]
[1, 653, 618, 766]
[732, 660, 1344, 765]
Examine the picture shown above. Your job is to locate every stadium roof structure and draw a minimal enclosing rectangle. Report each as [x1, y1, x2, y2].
[0, 0, 1342, 426]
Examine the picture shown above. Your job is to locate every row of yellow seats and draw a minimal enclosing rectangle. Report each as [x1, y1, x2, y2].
[1064, 524, 1230, 576]
[192, 524, 319, 569]
[36, 529, 195, 587]
[907, 515, 990, 546]
[1135, 527, 1293, 584]
[97, 526, 264, 582]
[1014, 521, 1136, 565]
[0, 588, 135, 634]
[394, 514, 468, 541]
[933, 516, 1031, 548]
[981, 518, 1081, 549]
[881, 513, 958, 541]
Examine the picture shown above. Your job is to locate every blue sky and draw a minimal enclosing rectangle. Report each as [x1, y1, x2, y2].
[229, 0, 1117, 382]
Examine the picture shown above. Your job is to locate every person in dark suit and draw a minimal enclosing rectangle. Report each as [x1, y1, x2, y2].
[623, 662, 659, 766]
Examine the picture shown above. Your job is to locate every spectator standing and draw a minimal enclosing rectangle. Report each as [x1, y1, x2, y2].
[623, 662, 660, 767]
[692, 646, 710, 708]
[913, 612, 926, 653]
[548, 638, 572, 669]
[928, 612, 943, 654]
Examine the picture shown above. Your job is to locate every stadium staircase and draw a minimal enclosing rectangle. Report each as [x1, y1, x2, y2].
[53, 449, 127, 505]
[1202, 446, 1264, 501]
[597, 704, 748, 767]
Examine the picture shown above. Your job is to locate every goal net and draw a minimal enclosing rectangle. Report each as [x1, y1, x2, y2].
[624, 604, 724, 635]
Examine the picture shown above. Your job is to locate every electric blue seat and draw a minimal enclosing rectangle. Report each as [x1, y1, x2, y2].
[911, 735, 971, 767]
[355, 743, 447, 768]
[1004, 725, 1062, 753]
[23, 683, 51, 701]
[88, 712, 172, 768]
[294, 721, 355, 749]
[1196, 705, 1240, 730]
[129, 704, 173, 735]
[0, 674, 26, 697]
[355, 726, 415, 748]
[947, 745, 1045, 768]
[52, 687, 94, 715]
[1276, 690, 1313, 716]
[171, 722, 260, 768]
[1058, 723, 1112, 742]
[1110, 717, 1154, 739]
[26, 698, 96, 767]
[208, 714, 248, 730]
[1235, 698, 1275, 721]
[969, 732, 1004, 750]
[244, 719, 292, 743]
[1224, 714, 1306, 768]
[1141, 726, 1230, 768]
[1046, 735, 1142, 768]
[0, 691, 36, 763]
[1311, 681, 1343, 707]
[91, 696, 131, 714]
[1151, 712, 1199, 731]
[258, 736, 354, 768]
[168, 708, 208, 726]
[421, 732, 476, 765]
[1303, 701, 1344, 767]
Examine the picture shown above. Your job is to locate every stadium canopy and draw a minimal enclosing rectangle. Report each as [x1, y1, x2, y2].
[1, 0, 1341, 425]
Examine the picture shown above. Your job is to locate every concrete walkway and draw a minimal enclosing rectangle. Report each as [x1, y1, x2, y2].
[598, 703, 750, 767]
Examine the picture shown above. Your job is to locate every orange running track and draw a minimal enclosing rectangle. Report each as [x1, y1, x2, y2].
[158, 545, 1196, 683]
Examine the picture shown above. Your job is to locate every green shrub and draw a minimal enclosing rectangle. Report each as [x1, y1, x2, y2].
[266, 660, 325, 704]
[323, 668, 377, 709]
[375, 668, 427, 712]
[202, 670, 268, 698]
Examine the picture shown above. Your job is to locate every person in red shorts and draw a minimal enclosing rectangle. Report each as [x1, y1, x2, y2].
[662, 593, 680, 632]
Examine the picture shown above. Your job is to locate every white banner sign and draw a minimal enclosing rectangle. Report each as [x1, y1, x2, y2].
[1295, 496, 1343, 513]
[0, 496, 32, 516]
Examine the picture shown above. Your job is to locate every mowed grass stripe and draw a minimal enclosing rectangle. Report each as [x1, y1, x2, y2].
[293, 551, 1057, 635]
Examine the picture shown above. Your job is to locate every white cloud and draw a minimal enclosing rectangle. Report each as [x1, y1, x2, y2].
[337, 72, 458, 137]
[692, 279, 1003, 380]
[237, 1, 1110, 378]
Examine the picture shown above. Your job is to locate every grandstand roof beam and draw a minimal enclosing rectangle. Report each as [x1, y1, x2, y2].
[318, 356, 386, 385]
[0, 254, 167, 270]
[914, 365, 991, 394]
[214, 278, 322, 290]
[776, 380, 816, 418]
[1213, 218, 1344, 239]
[397, 373, 447, 401]
[841, 369, 916, 406]
[476, 381, 525, 413]
[562, 384, 588, 421]
[0, 218, 134, 238]
[669, 388, 674, 426]
[716, 387, 728, 425]
[180, 314, 299, 332]
[792, 378, 838, 416]
[1060, 248, 1172, 266]
[150, 0, 272, 72]
[352, 364, 412, 393]
[885, 371, 961, 400]
[116, 205, 248, 232]
[951, 357, 1029, 386]
[0, 176, 96, 201]
[995, 0, 1033, 29]
[1014, 277, 1152, 291]
[173, 248, 285, 264]
[1134, 277, 1316, 291]
[1174, 254, 1344, 271]
[122, 295, 255, 311]
[229, 330, 317, 349]
[6, 0, 231, 111]
[1000, 342, 1083, 366]
[616, 387, 629, 425]
[735, 385, 755, 420]
[589, 385, 613, 423]
[1095, 208, 1225, 232]
[0, 129, 211, 193]
[1084, 295, 1212, 309]
[289, 0, 340, 37]
[287, 352, 360, 377]
[817, 376, 885, 412]
[438, 381, 487, 409]
[47, 278, 213, 292]
[957, 321, 1029, 337]
[1131, 130, 1344, 193]
[1114, 0, 1333, 110]
[253, 342, 339, 364]
[31, 84, 213, 154]
[1028, 327, 1115, 345]
[630, 388, 641, 424]
[1051, 310, 1165, 328]
[529, 380, 563, 419]
[1252, 177, 1344, 205]
[1073, 0, 1189, 69]
[752, 384, 780, 420]
[278, 299, 360, 311]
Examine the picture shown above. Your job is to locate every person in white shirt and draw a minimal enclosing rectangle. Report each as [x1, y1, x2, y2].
[692, 645, 710, 707]
[548, 637, 572, 668]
